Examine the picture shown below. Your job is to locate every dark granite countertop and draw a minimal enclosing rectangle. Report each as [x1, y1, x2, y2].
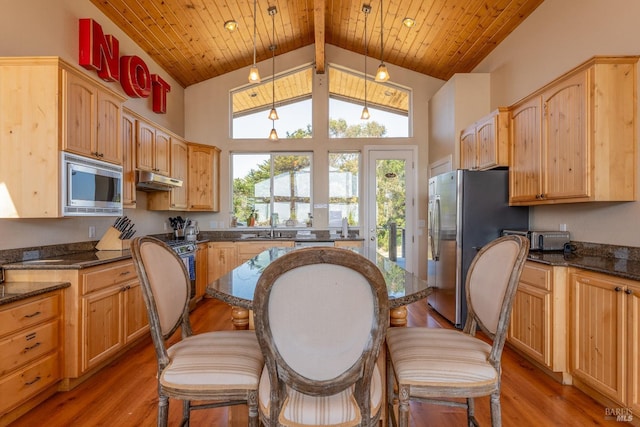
[0, 281, 70, 305]
[3, 250, 132, 270]
[527, 250, 640, 281]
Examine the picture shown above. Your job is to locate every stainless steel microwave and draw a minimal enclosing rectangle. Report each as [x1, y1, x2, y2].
[61, 152, 123, 216]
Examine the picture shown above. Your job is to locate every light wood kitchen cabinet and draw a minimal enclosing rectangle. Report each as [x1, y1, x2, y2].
[195, 243, 208, 301]
[0, 57, 124, 218]
[187, 143, 220, 211]
[459, 108, 509, 171]
[508, 262, 569, 382]
[0, 291, 62, 424]
[136, 118, 171, 176]
[207, 242, 239, 284]
[147, 137, 189, 210]
[509, 56, 638, 205]
[570, 269, 640, 415]
[334, 240, 364, 249]
[63, 70, 123, 165]
[121, 110, 137, 208]
[7, 261, 149, 390]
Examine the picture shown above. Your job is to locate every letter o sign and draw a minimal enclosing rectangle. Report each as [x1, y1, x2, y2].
[120, 55, 151, 98]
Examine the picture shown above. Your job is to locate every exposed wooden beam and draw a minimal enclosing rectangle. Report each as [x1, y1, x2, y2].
[314, 0, 325, 74]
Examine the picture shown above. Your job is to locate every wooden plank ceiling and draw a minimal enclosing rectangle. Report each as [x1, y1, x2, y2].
[90, 0, 544, 89]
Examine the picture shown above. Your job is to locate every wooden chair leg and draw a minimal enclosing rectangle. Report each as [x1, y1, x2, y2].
[248, 390, 259, 427]
[158, 395, 169, 427]
[490, 391, 502, 427]
[397, 384, 410, 427]
[182, 400, 190, 426]
[467, 397, 475, 427]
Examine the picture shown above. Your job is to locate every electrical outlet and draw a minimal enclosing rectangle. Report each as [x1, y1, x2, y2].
[559, 223, 567, 231]
[163, 222, 168, 231]
[88, 226, 96, 238]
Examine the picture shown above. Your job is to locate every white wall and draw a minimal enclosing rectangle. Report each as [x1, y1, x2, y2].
[473, 0, 640, 246]
[185, 44, 444, 278]
[0, 0, 185, 250]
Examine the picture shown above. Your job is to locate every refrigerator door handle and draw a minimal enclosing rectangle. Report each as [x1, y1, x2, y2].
[432, 198, 441, 261]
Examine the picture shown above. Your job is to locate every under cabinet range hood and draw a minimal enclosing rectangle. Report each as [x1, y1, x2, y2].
[136, 170, 183, 191]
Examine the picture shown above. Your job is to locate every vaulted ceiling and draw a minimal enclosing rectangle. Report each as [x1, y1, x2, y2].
[90, 0, 544, 88]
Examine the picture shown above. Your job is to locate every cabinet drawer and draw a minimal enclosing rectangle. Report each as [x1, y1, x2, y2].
[0, 320, 59, 377]
[82, 261, 136, 294]
[520, 263, 551, 291]
[0, 294, 59, 337]
[237, 241, 293, 256]
[0, 352, 60, 414]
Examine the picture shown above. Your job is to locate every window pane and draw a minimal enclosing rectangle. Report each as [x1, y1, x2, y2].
[328, 66, 410, 138]
[231, 153, 312, 228]
[231, 66, 313, 139]
[329, 152, 360, 227]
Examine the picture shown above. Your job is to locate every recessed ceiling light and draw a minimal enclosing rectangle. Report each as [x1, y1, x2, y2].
[224, 20, 238, 32]
[402, 17, 415, 28]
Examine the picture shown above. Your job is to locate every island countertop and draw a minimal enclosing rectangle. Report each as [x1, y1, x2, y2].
[207, 246, 430, 310]
[0, 281, 70, 305]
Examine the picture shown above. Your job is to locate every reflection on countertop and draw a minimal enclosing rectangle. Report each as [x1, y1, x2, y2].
[0, 281, 70, 305]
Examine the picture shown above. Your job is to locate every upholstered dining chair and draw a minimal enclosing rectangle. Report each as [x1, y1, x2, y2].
[386, 234, 529, 427]
[253, 247, 390, 427]
[130, 236, 264, 427]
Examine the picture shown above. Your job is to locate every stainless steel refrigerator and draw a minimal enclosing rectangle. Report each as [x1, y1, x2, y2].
[427, 169, 529, 328]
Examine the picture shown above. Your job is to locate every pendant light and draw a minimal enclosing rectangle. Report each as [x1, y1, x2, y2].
[248, 0, 260, 83]
[267, 6, 279, 140]
[375, 0, 390, 82]
[361, 4, 371, 120]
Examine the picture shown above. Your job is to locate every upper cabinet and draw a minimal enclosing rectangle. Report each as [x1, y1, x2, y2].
[63, 71, 123, 165]
[147, 137, 189, 211]
[459, 108, 509, 170]
[509, 56, 638, 205]
[187, 143, 220, 211]
[136, 119, 171, 176]
[0, 57, 124, 218]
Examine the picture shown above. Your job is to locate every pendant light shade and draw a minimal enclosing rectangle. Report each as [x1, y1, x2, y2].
[375, 0, 390, 82]
[267, 6, 279, 140]
[248, 0, 260, 83]
[361, 4, 371, 121]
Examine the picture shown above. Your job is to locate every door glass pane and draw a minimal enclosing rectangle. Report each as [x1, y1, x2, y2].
[328, 152, 360, 227]
[375, 159, 407, 267]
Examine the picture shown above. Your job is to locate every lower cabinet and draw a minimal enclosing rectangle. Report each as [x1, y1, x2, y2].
[236, 241, 294, 264]
[507, 262, 569, 381]
[207, 242, 238, 285]
[0, 292, 63, 424]
[570, 269, 640, 416]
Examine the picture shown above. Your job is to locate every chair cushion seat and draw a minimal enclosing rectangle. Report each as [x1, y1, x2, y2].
[258, 364, 383, 427]
[161, 330, 263, 391]
[386, 327, 497, 390]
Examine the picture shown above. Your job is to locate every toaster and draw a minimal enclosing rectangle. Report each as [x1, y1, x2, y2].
[502, 230, 570, 251]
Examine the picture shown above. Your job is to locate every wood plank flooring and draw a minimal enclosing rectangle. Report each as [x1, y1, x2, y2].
[10, 298, 622, 426]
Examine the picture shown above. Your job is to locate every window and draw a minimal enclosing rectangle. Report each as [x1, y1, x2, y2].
[328, 152, 360, 227]
[328, 65, 411, 138]
[231, 153, 313, 227]
[231, 65, 313, 139]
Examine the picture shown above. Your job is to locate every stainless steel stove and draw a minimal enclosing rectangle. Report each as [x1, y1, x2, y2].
[164, 240, 197, 256]
[164, 239, 198, 309]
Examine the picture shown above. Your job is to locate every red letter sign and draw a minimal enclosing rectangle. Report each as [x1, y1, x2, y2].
[151, 75, 171, 114]
[78, 18, 119, 82]
[120, 56, 151, 98]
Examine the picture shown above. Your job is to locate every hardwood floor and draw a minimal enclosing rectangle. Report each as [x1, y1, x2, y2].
[10, 298, 621, 426]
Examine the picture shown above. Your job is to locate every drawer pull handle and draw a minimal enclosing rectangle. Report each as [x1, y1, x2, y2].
[25, 342, 41, 351]
[625, 289, 633, 295]
[25, 376, 41, 386]
[26, 332, 37, 341]
[120, 271, 131, 276]
[24, 311, 41, 318]
[615, 286, 623, 292]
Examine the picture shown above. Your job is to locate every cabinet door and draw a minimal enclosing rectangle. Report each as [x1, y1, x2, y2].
[628, 283, 640, 415]
[170, 139, 189, 209]
[95, 90, 122, 164]
[136, 120, 155, 172]
[571, 273, 626, 403]
[542, 71, 588, 200]
[510, 96, 543, 203]
[476, 110, 509, 170]
[64, 71, 96, 158]
[154, 129, 171, 176]
[188, 145, 214, 210]
[122, 112, 137, 208]
[207, 243, 238, 284]
[509, 283, 549, 365]
[82, 286, 123, 371]
[123, 281, 148, 343]
[459, 127, 476, 170]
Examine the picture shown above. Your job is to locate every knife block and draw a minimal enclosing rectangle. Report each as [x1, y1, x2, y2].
[96, 227, 131, 251]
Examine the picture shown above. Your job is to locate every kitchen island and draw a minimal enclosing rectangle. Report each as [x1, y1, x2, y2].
[207, 245, 430, 328]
